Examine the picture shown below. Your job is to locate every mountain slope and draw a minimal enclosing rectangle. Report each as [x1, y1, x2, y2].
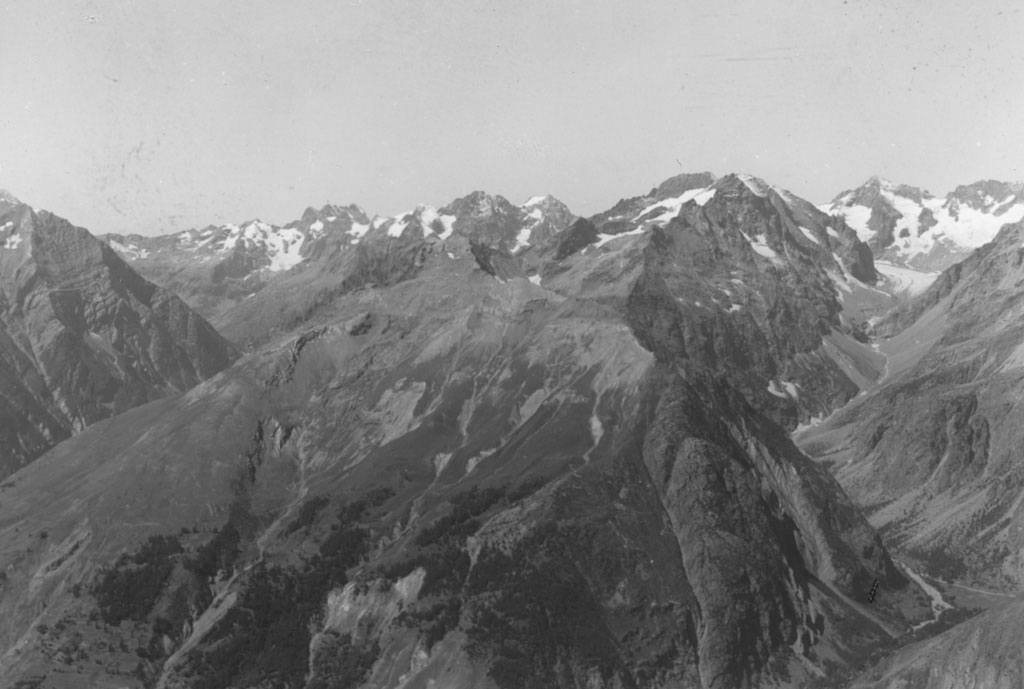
[824, 177, 1024, 272]
[0, 193, 238, 478]
[798, 217, 1024, 591]
[0, 175, 930, 689]
[849, 599, 1024, 689]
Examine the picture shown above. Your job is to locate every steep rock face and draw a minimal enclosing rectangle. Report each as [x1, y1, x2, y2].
[0, 188, 928, 689]
[824, 177, 1024, 271]
[798, 219, 1024, 589]
[0, 196, 237, 477]
[538, 173, 889, 426]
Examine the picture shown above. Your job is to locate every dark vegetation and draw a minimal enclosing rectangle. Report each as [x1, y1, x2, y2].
[185, 490, 392, 689]
[285, 495, 329, 534]
[185, 521, 240, 579]
[376, 479, 627, 688]
[464, 526, 624, 689]
[413, 486, 505, 547]
[306, 631, 380, 689]
[91, 534, 183, 625]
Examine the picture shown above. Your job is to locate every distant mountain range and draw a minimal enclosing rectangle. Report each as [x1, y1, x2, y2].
[823, 176, 1024, 271]
[3, 169, 1024, 689]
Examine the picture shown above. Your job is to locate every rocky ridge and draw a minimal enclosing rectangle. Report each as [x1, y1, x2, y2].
[0, 192, 238, 477]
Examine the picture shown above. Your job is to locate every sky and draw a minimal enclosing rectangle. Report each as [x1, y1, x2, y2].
[1, 0, 1022, 235]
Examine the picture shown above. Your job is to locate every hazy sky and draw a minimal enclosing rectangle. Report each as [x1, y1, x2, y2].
[2, 0, 1022, 235]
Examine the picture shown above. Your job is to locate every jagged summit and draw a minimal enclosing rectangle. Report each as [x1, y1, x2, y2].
[824, 175, 1024, 270]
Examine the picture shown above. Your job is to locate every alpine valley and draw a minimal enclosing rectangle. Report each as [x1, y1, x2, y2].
[1, 171, 1022, 689]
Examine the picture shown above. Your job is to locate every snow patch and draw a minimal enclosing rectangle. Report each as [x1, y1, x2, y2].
[829, 187, 1024, 262]
[742, 232, 780, 261]
[798, 226, 820, 245]
[738, 174, 770, 197]
[528, 274, 542, 285]
[347, 222, 370, 239]
[107, 239, 150, 259]
[595, 226, 645, 247]
[634, 186, 715, 224]
[524, 195, 549, 207]
[387, 213, 411, 238]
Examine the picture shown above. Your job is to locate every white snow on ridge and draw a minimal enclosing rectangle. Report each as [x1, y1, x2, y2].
[738, 174, 770, 197]
[634, 187, 716, 225]
[840, 206, 874, 241]
[387, 213, 411, 238]
[512, 208, 545, 252]
[107, 238, 150, 259]
[524, 195, 549, 207]
[829, 187, 1024, 262]
[595, 226, 645, 248]
[347, 222, 370, 239]
[266, 227, 305, 271]
[208, 220, 308, 272]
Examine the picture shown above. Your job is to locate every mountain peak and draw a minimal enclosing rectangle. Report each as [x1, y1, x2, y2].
[651, 171, 717, 200]
[0, 189, 22, 206]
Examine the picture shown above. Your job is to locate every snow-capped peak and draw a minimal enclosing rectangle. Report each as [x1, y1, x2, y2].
[824, 177, 1024, 270]
[383, 205, 456, 240]
[524, 194, 551, 207]
[0, 189, 21, 206]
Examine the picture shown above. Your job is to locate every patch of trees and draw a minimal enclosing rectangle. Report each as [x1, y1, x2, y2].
[91, 534, 183, 625]
[414, 486, 506, 547]
[185, 499, 382, 689]
[378, 480, 553, 655]
[185, 521, 240, 580]
[306, 631, 380, 689]
[464, 526, 622, 689]
[284, 495, 329, 535]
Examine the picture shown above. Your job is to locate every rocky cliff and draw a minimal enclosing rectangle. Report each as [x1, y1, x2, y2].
[0, 193, 238, 477]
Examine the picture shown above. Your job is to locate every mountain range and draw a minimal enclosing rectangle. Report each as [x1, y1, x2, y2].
[1, 171, 1023, 688]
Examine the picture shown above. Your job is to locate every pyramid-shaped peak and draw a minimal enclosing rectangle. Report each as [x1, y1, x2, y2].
[442, 190, 517, 217]
[712, 172, 773, 198]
